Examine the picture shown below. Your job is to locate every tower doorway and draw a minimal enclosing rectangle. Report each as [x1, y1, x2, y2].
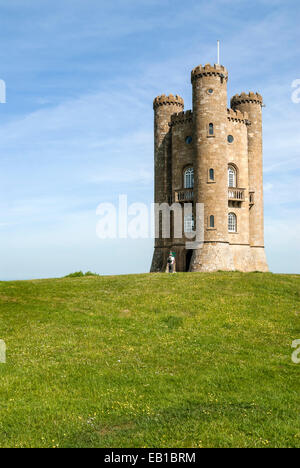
[186, 250, 193, 272]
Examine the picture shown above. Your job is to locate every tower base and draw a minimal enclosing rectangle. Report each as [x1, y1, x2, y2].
[190, 242, 235, 272]
[150, 247, 167, 273]
[231, 244, 256, 272]
[250, 246, 269, 272]
[150, 244, 268, 273]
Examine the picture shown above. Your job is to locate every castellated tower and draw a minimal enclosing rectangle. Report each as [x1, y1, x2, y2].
[231, 92, 268, 271]
[150, 63, 268, 273]
[150, 94, 184, 272]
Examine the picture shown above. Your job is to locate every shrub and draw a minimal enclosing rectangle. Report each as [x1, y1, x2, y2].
[64, 271, 85, 278]
[64, 271, 100, 278]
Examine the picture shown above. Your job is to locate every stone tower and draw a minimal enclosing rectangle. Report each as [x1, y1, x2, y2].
[151, 94, 184, 272]
[150, 63, 268, 273]
[231, 92, 268, 271]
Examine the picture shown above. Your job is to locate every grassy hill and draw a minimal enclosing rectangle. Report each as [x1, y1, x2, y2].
[0, 271, 299, 448]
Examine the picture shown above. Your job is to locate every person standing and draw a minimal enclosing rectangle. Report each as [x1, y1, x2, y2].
[167, 252, 175, 273]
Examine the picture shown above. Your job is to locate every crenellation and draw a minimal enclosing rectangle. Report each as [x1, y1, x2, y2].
[231, 92, 263, 107]
[191, 63, 228, 82]
[227, 108, 249, 124]
[170, 110, 193, 126]
[153, 94, 184, 110]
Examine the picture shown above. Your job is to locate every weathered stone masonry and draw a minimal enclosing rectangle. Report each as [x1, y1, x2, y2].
[150, 63, 268, 273]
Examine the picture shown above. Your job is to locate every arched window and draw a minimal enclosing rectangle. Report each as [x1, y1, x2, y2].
[209, 215, 215, 228]
[228, 213, 237, 232]
[228, 165, 237, 187]
[209, 168, 214, 181]
[184, 167, 194, 189]
[209, 123, 214, 136]
[184, 213, 194, 233]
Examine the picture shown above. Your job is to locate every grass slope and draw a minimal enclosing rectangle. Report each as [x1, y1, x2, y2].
[0, 272, 299, 448]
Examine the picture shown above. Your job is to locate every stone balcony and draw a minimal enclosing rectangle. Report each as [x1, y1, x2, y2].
[174, 188, 194, 202]
[173, 187, 249, 203]
[228, 188, 245, 202]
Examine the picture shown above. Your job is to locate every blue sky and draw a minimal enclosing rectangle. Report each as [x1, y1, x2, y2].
[0, 0, 299, 279]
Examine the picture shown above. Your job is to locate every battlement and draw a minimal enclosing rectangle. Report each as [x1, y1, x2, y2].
[227, 108, 250, 125]
[170, 110, 193, 126]
[153, 94, 184, 110]
[231, 92, 263, 107]
[191, 63, 228, 82]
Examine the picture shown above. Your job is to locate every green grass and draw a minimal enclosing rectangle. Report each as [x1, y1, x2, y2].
[0, 271, 299, 448]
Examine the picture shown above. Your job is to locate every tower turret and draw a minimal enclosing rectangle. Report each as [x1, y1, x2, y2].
[151, 94, 184, 272]
[231, 92, 268, 271]
[190, 64, 234, 271]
